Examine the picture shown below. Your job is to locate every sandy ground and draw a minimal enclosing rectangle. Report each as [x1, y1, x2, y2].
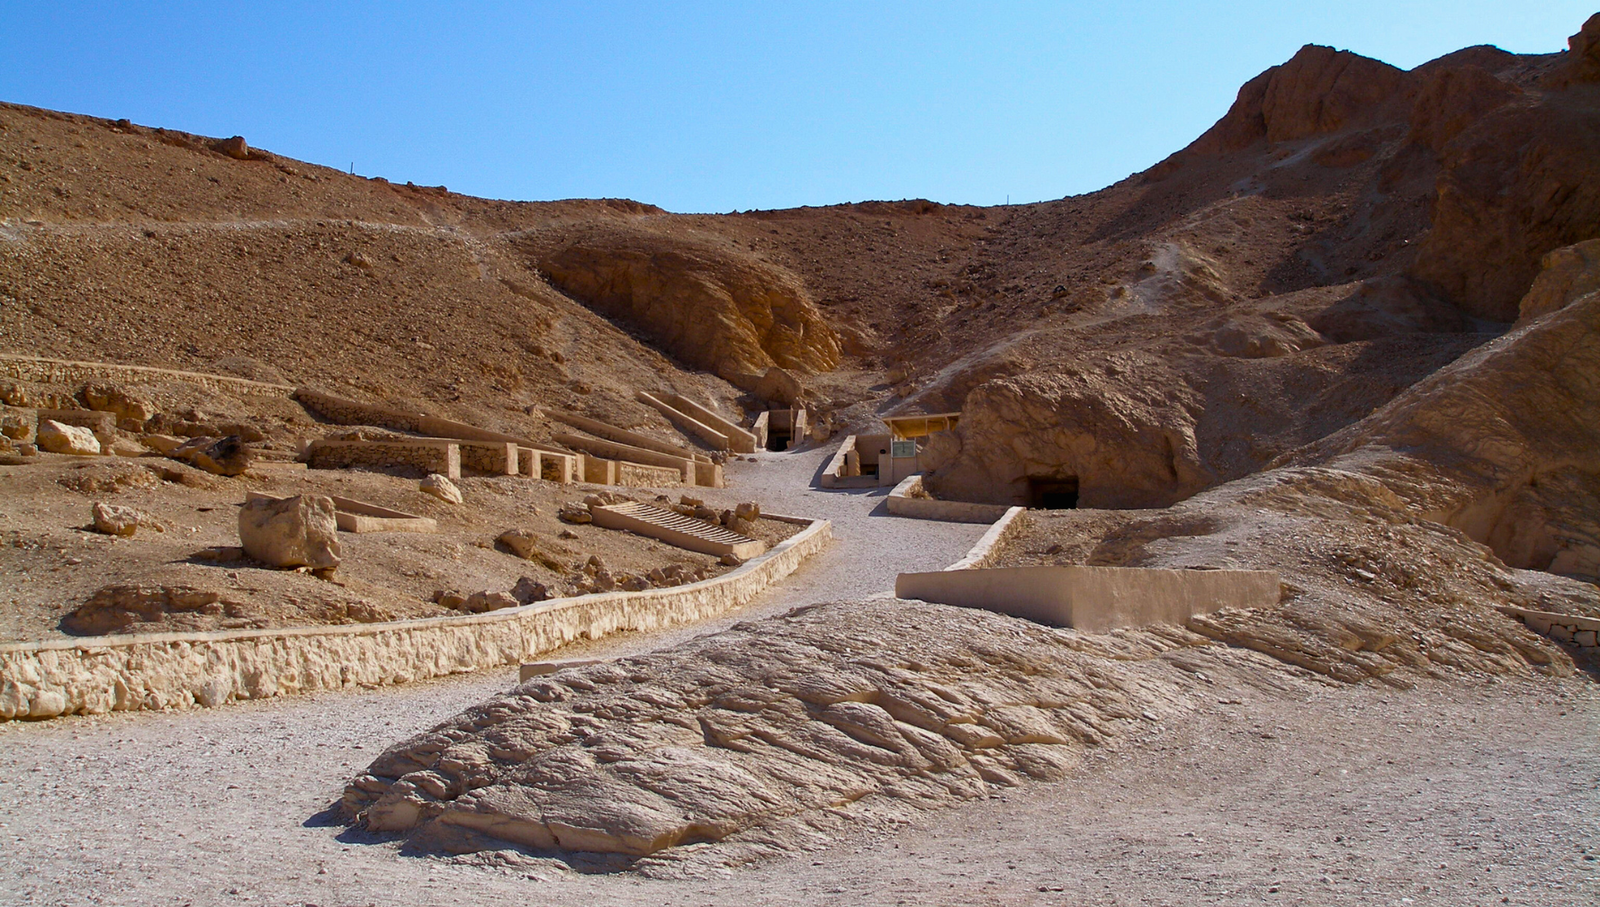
[1, 444, 1596, 907]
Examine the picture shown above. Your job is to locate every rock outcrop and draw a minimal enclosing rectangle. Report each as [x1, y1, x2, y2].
[1406, 76, 1600, 320]
[529, 228, 840, 381]
[1543, 13, 1600, 90]
[1187, 45, 1411, 155]
[343, 599, 1205, 858]
[923, 352, 1212, 509]
[1518, 239, 1600, 323]
[1292, 252, 1600, 579]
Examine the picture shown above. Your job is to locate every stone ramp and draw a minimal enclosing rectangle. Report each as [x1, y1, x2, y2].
[639, 391, 758, 453]
[592, 501, 766, 559]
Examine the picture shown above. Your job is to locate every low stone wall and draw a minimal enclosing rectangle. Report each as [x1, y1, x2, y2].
[0, 517, 832, 721]
[307, 439, 462, 480]
[945, 506, 1030, 570]
[887, 475, 1014, 523]
[0, 354, 294, 398]
[457, 440, 519, 476]
[617, 461, 684, 487]
[1499, 605, 1600, 649]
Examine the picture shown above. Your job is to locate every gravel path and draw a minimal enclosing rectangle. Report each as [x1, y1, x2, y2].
[2, 446, 1596, 906]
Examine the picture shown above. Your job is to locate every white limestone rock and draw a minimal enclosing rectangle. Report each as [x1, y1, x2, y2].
[37, 419, 101, 456]
[420, 473, 463, 504]
[91, 502, 159, 538]
[238, 494, 341, 570]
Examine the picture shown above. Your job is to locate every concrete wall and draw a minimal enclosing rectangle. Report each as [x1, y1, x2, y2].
[0, 517, 832, 721]
[820, 436, 868, 488]
[297, 390, 536, 450]
[895, 565, 1282, 633]
[636, 392, 733, 452]
[517, 448, 577, 484]
[1500, 605, 1600, 649]
[295, 389, 426, 433]
[886, 475, 1013, 523]
[1, 355, 294, 398]
[944, 507, 1030, 570]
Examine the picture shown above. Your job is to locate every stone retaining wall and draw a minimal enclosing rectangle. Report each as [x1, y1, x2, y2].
[0, 355, 294, 398]
[307, 439, 462, 480]
[458, 441, 519, 476]
[1500, 605, 1600, 649]
[0, 517, 832, 721]
[617, 462, 685, 487]
[944, 506, 1031, 570]
[887, 475, 1014, 523]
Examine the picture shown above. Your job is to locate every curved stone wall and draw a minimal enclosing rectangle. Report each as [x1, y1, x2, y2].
[0, 517, 831, 721]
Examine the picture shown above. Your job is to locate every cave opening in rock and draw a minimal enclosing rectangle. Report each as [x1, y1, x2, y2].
[766, 425, 791, 451]
[1029, 476, 1080, 510]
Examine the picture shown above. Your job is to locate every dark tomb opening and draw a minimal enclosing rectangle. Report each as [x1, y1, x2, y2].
[1028, 476, 1080, 510]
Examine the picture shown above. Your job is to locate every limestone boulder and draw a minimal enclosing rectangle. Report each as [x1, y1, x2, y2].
[420, 473, 462, 504]
[238, 494, 341, 570]
[80, 383, 155, 430]
[215, 135, 251, 160]
[91, 502, 160, 537]
[510, 577, 551, 604]
[37, 419, 101, 456]
[172, 435, 253, 476]
[497, 530, 573, 572]
[0, 408, 36, 443]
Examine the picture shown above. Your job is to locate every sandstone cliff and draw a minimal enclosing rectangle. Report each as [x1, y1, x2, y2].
[522, 226, 841, 382]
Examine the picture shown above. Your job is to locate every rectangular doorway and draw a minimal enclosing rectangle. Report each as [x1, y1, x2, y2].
[1028, 476, 1080, 509]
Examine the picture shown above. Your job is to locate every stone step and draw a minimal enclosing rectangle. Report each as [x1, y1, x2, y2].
[592, 502, 766, 560]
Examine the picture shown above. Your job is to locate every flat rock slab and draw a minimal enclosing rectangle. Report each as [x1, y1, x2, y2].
[342, 598, 1208, 858]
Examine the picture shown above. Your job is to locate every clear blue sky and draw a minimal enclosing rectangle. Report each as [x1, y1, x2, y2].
[1, 2, 1591, 213]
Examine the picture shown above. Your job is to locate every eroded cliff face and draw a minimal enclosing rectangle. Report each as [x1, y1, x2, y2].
[525, 227, 840, 382]
[915, 25, 1599, 510]
[1294, 243, 1600, 580]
